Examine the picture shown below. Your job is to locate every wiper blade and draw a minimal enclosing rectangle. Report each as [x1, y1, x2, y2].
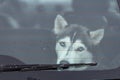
[0, 63, 97, 72]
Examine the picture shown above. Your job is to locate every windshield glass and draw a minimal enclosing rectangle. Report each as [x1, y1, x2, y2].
[0, 0, 120, 71]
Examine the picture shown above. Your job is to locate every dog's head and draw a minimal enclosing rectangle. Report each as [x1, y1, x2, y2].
[53, 15, 104, 70]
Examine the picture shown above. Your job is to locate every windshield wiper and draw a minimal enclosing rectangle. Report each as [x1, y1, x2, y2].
[0, 63, 97, 72]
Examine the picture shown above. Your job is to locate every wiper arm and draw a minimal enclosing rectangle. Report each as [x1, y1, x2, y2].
[0, 63, 97, 72]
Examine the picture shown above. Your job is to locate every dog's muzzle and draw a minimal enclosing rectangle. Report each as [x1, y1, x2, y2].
[57, 60, 70, 70]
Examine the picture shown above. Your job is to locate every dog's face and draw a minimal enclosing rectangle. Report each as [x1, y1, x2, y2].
[53, 15, 104, 70]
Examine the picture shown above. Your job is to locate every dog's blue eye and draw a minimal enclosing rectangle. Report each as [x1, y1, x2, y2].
[59, 42, 66, 47]
[76, 47, 85, 52]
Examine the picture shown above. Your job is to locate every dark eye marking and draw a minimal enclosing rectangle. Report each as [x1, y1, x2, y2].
[76, 47, 85, 52]
[59, 41, 66, 47]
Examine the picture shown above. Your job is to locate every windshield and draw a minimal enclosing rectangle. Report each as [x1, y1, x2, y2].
[0, 0, 120, 71]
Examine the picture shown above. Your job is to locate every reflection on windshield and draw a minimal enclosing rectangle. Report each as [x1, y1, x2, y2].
[0, 0, 120, 71]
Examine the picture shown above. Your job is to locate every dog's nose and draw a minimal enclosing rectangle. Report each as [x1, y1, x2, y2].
[60, 60, 69, 64]
[59, 60, 70, 70]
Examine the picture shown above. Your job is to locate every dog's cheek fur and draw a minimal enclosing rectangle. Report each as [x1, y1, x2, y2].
[55, 43, 68, 64]
[68, 50, 93, 63]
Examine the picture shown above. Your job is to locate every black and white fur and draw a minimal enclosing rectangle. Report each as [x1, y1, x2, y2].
[53, 15, 104, 71]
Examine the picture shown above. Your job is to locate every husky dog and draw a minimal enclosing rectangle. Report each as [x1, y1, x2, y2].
[53, 15, 104, 71]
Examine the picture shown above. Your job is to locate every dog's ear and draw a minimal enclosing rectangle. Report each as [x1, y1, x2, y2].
[53, 15, 68, 35]
[90, 29, 104, 45]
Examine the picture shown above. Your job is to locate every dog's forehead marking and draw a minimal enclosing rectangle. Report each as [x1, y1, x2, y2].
[57, 25, 89, 42]
[71, 32, 77, 43]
